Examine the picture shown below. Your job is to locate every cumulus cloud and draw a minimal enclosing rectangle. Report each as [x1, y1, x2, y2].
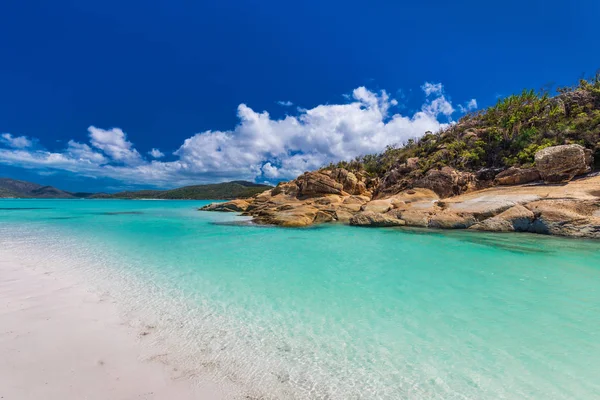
[88, 126, 142, 165]
[0, 83, 474, 187]
[148, 148, 165, 158]
[1, 133, 33, 149]
[277, 100, 294, 106]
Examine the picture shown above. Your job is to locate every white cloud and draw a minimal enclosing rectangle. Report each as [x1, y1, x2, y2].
[458, 98, 478, 113]
[421, 82, 443, 96]
[0, 83, 467, 187]
[88, 126, 142, 165]
[261, 162, 280, 179]
[66, 140, 108, 164]
[277, 100, 294, 106]
[148, 148, 165, 158]
[1, 133, 33, 149]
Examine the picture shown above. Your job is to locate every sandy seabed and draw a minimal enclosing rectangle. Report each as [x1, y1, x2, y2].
[0, 254, 226, 400]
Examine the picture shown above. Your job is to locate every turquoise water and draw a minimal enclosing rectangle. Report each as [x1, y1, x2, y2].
[1, 199, 600, 399]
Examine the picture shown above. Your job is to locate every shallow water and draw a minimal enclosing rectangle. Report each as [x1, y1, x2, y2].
[1, 199, 600, 399]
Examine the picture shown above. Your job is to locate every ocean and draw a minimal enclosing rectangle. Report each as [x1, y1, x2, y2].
[1, 199, 599, 399]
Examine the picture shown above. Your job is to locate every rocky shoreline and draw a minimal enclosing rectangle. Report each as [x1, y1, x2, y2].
[202, 144, 600, 239]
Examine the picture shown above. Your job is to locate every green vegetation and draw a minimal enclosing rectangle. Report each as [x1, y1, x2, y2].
[330, 74, 600, 177]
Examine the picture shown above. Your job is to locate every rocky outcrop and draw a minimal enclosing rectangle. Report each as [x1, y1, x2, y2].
[534, 144, 593, 183]
[470, 204, 536, 232]
[494, 167, 541, 185]
[349, 211, 406, 227]
[297, 172, 344, 196]
[414, 167, 476, 198]
[361, 199, 393, 213]
[428, 211, 477, 229]
[202, 165, 600, 239]
[525, 199, 600, 237]
[327, 169, 368, 195]
[200, 199, 250, 212]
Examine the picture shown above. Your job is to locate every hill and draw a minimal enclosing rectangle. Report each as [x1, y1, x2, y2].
[0, 178, 76, 199]
[94, 181, 272, 200]
[0, 178, 272, 200]
[329, 74, 600, 183]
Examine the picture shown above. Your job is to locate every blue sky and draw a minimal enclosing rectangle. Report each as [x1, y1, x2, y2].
[1, 0, 598, 192]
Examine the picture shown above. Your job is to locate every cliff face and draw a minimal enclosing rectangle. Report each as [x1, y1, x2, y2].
[202, 145, 600, 239]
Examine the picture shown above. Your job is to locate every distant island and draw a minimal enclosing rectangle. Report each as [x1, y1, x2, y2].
[0, 178, 272, 200]
[203, 75, 600, 239]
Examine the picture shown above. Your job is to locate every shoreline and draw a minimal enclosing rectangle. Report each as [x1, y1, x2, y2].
[0, 253, 226, 400]
[202, 172, 600, 239]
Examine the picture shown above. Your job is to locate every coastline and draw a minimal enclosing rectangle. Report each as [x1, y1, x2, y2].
[0, 253, 225, 400]
[202, 172, 600, 239]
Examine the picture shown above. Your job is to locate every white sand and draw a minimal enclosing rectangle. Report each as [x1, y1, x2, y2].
[0, 256, 226, 400]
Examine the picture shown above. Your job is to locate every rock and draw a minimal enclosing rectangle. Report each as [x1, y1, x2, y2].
[470, 204, 535, 232]
[200, 199, 250, 212]
[314, 210, 335, 224]
[381, 168, 405, 190]
[494, 167, 541, 185]
[200, 162, 600, 238]
[312, 195, 343, 206]
[334, 209, 354, 223]
[256, 205, 320, 227]
[349, 211, 406, 227]
[414, 168, 456, 198]
[328, 168, 366, 195]
[386, 188, 439, 208]
[394, 157, 420, 174]
[297, 172, 344, 197]
[396, 209, 431, 227]
[525, 199, 600, 238]
[406, 157, 420, 171]
[343, 195, 371, 204]
[414, 167, 475, 198]
[361, 199, 393, 213]
[428, 211, 477, 229]
[339, 203, 363, 212]
[535, 144, 592, 183]
[443, 194, 540, 220]
[476, 167, 503, 181]
[271, 181, 299, 196]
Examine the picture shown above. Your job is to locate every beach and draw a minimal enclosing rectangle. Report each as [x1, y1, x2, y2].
[0, 254, 224, 400]
[1, 199, 600, 399]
